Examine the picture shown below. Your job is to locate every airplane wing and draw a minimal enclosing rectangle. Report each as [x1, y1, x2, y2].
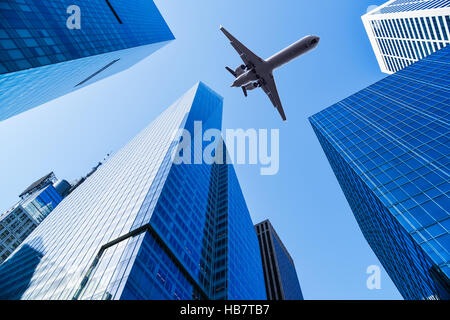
[220, 26, 264, 68]
[260, 74, 287, 121]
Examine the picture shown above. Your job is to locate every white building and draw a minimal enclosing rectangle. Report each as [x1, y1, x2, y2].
[362, 0, 450, 74]
[0, 204, 39, 263]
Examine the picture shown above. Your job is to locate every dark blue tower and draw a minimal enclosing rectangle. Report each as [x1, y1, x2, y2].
[255, 220, 304, 300]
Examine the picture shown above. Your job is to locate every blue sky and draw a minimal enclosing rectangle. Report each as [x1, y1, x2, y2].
[0, 0, 403, 299]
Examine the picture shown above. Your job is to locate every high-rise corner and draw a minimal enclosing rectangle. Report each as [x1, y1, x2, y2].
[0, 0, 174, 121]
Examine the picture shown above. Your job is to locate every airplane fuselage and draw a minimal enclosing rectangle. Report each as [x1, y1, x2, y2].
[232, 35, 319, 88]
[266, 35, 319, 69]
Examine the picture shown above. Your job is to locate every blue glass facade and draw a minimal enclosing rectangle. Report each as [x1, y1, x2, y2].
[255, 220, 304, 300]
[310, 46, 450, 300]
[21, 185, 62, 224]
[0, 0, 174, 121]
[225, 165, 267, 300]
[0, 83, 266, 300]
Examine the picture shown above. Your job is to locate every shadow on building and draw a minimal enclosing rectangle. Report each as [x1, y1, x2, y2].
[0, 237, 44, 300]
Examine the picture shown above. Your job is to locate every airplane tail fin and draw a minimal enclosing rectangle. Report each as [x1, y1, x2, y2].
[242, 87, 248, 97]
[226, 66, 237, 78]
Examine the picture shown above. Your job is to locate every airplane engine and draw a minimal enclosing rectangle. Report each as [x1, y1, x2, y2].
[244, 82, 260, 91]
[234, 65, 247, 76]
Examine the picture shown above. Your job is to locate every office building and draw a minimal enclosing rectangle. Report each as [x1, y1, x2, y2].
[0, 173, 65, 263]
[255, 220, 304, 300]
[362, 0, 450, 73]
[0, 82, 267, 300]
[0, 0, 174, 121]
[310, 46, 450, 300]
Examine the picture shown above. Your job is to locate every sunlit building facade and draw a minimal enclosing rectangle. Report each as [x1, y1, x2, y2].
[362, 0, 450, 73]
[0, 0, 174, 121]
[310, 46, 450, 300]
[255, 220, 304, 300]
[0, 83, 266, 300]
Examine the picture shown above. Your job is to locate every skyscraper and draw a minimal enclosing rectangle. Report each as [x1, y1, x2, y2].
[0, 173, 65, 264]
[0, 0, 174, 121]
[0, 82, 267, 301]
[362, 0, 450, 74]
[310, 46, 450, 300]
[255, 220, 304, 300]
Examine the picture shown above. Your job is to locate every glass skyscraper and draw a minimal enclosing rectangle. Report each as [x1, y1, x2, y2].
[310, 46, 450, 300]
[0, 82, 267, 300]
[0, 0, 174, 121]
[255, 220, 304, 300]
[362, 0, 450, 74]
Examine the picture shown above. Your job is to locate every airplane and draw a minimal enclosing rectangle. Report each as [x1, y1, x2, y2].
[220, 26, 320, 121]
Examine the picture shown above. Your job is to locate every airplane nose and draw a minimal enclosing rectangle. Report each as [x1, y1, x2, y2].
[310, 37, 320, 46]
